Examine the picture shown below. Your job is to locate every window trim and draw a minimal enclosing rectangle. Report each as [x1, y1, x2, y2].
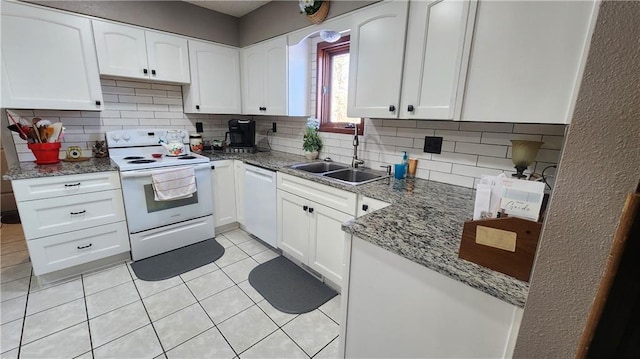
[315, 35, 364, 135]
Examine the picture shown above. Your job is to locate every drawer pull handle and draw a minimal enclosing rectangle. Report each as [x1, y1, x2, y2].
[65, 183, 81, 187]
[70, 210, 86, 215]
[77, 243, 92, 250]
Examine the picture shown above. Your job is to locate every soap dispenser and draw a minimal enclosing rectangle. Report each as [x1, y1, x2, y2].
[401, 151, 409, 177]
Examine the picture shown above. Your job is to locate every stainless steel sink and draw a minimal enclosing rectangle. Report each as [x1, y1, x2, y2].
[290, 162, 388, 185]
[322, 168, 387, 185]
[291, 162, 350, 173]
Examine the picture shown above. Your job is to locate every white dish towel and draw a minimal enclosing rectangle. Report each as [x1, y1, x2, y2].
[151, 166, 197, 201]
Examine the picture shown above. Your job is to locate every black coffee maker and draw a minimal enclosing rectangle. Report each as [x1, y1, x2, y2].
[226, 119, 256, 153]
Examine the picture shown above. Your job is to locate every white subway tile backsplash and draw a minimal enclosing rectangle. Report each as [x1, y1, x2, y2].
[417, 159, 452, 173]
[153, 97, 183, 105]
[137, 104, 169, 112]
[116, 80, 151, 89]
[541, 135, 565, 150]
[432, 152, 478, 166]
[480, 132, 542, 146]
[101, 86, 135, 95]
[151, 83, 181, 92]
[535, 149, 561, 163]
[99, 110, 122, 118]
[441, 141, 456, 152]
[139, 118, 170, 126]
[167, 91, 182, 98]
[101, 79, 117, 86]
[396, 127, 434, 138]
[429, 171, 475, 188]
[451, 164, 504, 178]
[367, 126, 398, 136]
[416, 120, 460, 130]
[476, 156, 528, 172]
[382, 120, 416, 128]
[513, 123, 566, 136]
[102, 94, 119, 102]
[120, 111, 153, 118]
[118, 95, 153, 104]
[135, 88, 169, 97]
[455, 142, 508, 158]
[378, 136, 413, 147]
[169, 105, 184, 112]
[104, 102, 137, 111]
[459, 122, 513, 133]
[435, 130, 482, 143]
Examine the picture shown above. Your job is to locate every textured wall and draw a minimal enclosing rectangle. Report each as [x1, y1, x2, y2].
[25, 0, 240, 46]
[514, 1, 640, 357]
[238, 0, 377, 46]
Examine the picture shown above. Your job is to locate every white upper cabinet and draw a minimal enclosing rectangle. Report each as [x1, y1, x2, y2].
[241, 36, 288, 115]
[460, 1, 598, 124]
[92, 20, 190, 84]
[399, 0, 476, 120]
[1, 2, 103, 111]
[183, 40, 242, 114]
[347, 1, 409, 119]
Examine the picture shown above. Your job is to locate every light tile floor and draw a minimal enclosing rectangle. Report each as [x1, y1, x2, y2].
[0, 224, 341, 359]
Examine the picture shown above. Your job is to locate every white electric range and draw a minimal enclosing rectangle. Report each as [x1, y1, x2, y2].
[107, 129, 215, 261]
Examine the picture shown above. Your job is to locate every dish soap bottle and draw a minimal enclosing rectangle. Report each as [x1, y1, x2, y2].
[401, 151, 409, 177]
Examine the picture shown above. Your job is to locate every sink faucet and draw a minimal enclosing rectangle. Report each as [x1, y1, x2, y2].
[351, 124, 364, 168]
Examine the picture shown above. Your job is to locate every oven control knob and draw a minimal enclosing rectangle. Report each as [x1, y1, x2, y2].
[122, 134, 131, 142]
[111, 134, 120, 142]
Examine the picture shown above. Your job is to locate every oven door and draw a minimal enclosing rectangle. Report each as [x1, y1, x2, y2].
[120, 163, 214, 233]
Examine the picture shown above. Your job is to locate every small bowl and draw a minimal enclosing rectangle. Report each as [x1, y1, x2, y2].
[151, 153, 163, 158]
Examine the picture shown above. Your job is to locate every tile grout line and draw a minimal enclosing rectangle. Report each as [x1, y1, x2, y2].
[80, 273, 95, 358]
[15, 266, 33, 359]
[178, 269, 240, 358]
[126, 262, 168, 358]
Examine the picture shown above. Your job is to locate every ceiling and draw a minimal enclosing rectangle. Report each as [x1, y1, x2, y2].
[183, 0, 271, 18]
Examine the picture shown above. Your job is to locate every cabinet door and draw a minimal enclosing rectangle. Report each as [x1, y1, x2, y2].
[277, 190, 309, 263]
[347, 1, 409, 119]
[1, 2, 103, 111]
[145, 31, 191, 84]
[460, 1, 597, 123]
[184, 40, 242, 114]
[211, 160, 237, 227]
[241, 44, 266, 115]
[263, 37, 288, 116]
[234, 160, 245, 225]
[92, 20, 149, 80]
[308, 202, 353, 286]
[399, 0, 476, 119]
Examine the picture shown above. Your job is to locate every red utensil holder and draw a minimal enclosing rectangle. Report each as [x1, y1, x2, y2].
[28, 142, 61, 164]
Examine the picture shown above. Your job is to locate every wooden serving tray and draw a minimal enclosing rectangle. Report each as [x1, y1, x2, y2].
[459, 217, 542, 282]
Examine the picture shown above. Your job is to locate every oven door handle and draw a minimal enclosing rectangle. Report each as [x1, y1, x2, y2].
[120, 163, 212, 179]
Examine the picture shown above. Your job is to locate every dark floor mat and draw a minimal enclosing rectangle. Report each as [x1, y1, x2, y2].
[1, 212, 21, 224]
[131, 238, 224, 281]
[248, 256, 337, 314]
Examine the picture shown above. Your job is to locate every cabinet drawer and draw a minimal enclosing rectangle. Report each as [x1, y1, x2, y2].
[13, 172, 121, 201]
[18, 189, 125, 239]
[357, 195, 392, 217]
[277, 173, 357, 216]
[27, 221, 130, 276]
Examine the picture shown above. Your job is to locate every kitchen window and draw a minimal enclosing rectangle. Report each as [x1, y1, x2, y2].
[316, 36, 364, 135]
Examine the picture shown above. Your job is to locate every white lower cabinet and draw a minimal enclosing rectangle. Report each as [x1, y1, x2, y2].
[343, 236, 523, 358]
[211, 160, 237, 227]
[27, 222, 129, 276]
[12, 172, 130, 276]
[277, 173, 357, 289]
[234, 160, 245, 225]
[356, 195, 391, 217]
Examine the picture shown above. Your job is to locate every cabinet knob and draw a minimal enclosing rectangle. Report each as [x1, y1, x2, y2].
[308, 207, 314, 214]
[408, 105, 415, 112]
[143, 68, 148, 74]
[362, 204, 369, 211]
[151, 69, 156, 75]
[259, 106, 266, 111]
[303, 205, 308, 211]
[95, 100, 101, 106]
[389, 105, 396, 112]
[196, 105, 200, 110]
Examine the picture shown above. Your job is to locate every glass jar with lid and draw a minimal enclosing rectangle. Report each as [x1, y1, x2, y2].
[189, 133, 203, 154]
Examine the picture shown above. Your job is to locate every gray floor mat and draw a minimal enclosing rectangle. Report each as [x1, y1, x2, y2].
[131, 238, 224, 281]
[248, 256, 337, 314]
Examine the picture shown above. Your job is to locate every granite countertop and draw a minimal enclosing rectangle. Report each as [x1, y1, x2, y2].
[208, 150, 528, 307]
[5, 150, 528, 307]
[3, 157, 117, 180]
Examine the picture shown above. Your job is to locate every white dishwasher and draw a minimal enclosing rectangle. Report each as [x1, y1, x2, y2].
[243, 164, 277, 248]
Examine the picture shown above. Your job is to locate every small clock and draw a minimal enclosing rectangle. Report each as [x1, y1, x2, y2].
[66, 146, 83, 159]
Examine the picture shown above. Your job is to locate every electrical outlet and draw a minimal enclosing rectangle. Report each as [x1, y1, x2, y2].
[424, 136, 443, 154]
[195, 122, 203, 133]
[272, 122, 277, 133]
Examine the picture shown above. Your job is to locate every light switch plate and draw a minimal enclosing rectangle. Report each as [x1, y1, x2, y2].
[424, 136, 443, 154]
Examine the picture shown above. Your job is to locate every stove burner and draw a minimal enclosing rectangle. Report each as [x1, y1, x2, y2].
[128, 159, 157, 164]
[177, 156, 197, 160]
